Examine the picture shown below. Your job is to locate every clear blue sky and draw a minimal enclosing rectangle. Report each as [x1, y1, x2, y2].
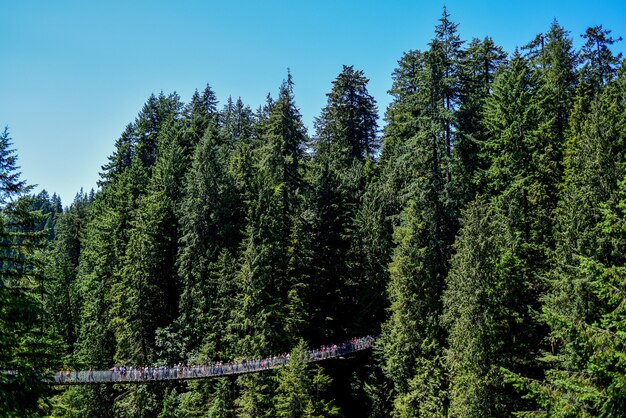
[1, 0, 625, 206]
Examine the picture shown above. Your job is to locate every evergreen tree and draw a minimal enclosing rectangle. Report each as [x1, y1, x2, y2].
[0, 127, 59, 415]
[550, 62, 626, 351]
[350, 176, 394, 336]
[43, 190, 92, 357]
[98, 124, 135, 188]
[513, 163, 626, 417]
[304, 65, 379, 342]
[135, 92, 183, 171]
[429, 6, 464, 181]
[529, 61, 626, 417]
[220, 96, 255, 148]
[26, 190, 63, 240]
[480, 50, 555, 392]
[380, 200, 448, 418]
[274, 340, 340, 418]
[527, 21, 577, 144]
[579, 25, 623, 92]
[174, 120, 242, 361]
[235, 373, 274, 418]
[111, 117, 186, 367]
[230, 73, 308, 415]
[206, 378, 235, 418]
[453, 36, 507, 202]
[381, 49, 428, 168]
[66, 92, 181, 416]
[261, 72, 306, 202]
[314, 65, 379, 163]
[183, 84, 219, 153]
[300, 161, 351, 342]
[236, 72, 307, 350]
[443, 199, 523, 417]
[379, 9, 464, 415]
[76, 157, 147, 368]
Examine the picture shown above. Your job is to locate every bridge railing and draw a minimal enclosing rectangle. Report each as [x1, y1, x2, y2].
[51, 336, 375, 385]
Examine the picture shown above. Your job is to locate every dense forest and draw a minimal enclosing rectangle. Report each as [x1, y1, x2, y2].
[2, 8, 626, 417]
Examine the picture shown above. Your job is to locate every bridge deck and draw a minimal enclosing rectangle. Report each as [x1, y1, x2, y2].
[51, 337, 374, 385]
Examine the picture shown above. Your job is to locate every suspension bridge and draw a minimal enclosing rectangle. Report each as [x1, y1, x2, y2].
[50, 336, 375, 385]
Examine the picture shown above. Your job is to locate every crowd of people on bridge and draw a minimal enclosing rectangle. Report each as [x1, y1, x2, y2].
[54, 336, 374, 384]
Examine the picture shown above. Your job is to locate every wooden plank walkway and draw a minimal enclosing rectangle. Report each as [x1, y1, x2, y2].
[50, 336, 375, 385]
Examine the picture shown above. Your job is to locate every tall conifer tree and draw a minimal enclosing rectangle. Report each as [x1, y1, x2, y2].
[0, 128, 59, 415]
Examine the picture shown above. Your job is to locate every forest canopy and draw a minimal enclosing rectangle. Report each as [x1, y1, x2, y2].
[2, 8, 626, 418]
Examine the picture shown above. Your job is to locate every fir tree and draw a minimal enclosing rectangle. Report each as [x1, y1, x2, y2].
[579, 25, 623, 92]
[111, 117, 186, 367]
[43, 190, 92, 357]
[379, 9, 464, 415]
[274, 340, 340, 418]
[304, 65, 379, 342]
[183, 84, 219, 153]
[314, 65, 379, 164]
[175, 119, 242, 361]
[443, 199, 523, 417]
[0, 127, 60, 415]
[453, 36, 507, 202]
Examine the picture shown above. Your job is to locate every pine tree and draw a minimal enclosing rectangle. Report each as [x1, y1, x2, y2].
[206, 377, 235, 418]
[66, 92, 180, 415]
[0, 127, 58, 415]
[111, 117, 186, 367]
[314, 65, 379, 164]
[380, 200, 448, 418]
[527, 21, 577, 144]
[527, 61, 626, 417]
[183, 84, 219, 153]
[429, 6, 464, 179]
[443, 199, 523, 417]
[300, 160, 350, 342]
[303, 65, 379, 342]
[43, 190, 92, 358]
[378, 9, 464, 415]
[381, 49, 428, 169]
[350, 177, 394, 335]
[579, 26, 623, 92]
[238, 72, 307, 349]
[261, 72, 306, 202]
[481, 50, 559, 261]
[274, 340, 340, 418]
[480, 50, 555, 393]
[135, 92, 183, 171]
[99, 124, 135, 188]
[513, 164, 626, 418]
[230, 73, 308, 415]
[220, 96, 255, 148]
[175, 120, 242, 361]
[235, 373, 274, 418]
[453, 36, 507, 202]
[549, 62, 626, 352]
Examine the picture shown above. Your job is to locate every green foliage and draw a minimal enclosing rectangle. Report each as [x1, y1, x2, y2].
[43, 190, 92, 360]
[15, 10, 626, 418]
[314, 65, 379, 163]
[235, 373, 273, 418]
[174, 121, 243, 361]
[274, 340, 340, 418]
[0, 127, 60, 415]
[206, 378, 235, 418]
[443, 199, 523, 417]
[522, 62, 626, 418]
[579, 25, 623, 91]
[380, 199, 448, 416]
[453, 36, 507, 202]
[303, 64, 380, 342]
